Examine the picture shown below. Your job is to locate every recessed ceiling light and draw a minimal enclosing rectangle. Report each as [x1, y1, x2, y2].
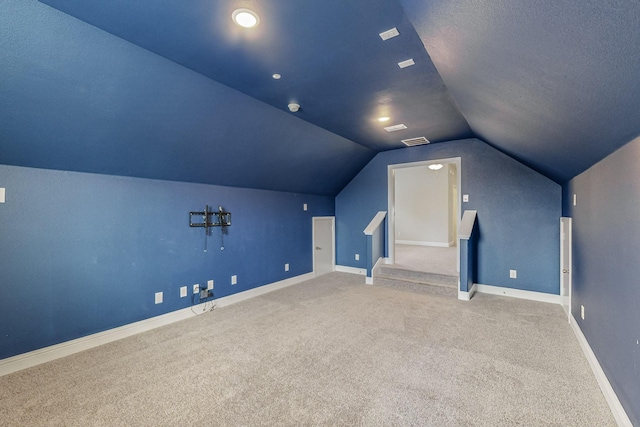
[378, 116, 390, 122]
[272, 73, 281, 80]
[429, 164, 444, 171]
[398, 59, 415, 69]
[379, 28, 400, 41]
[384, 124, 407, 132]
[232, 8, 259, 28]
[288, 103, 300, 112]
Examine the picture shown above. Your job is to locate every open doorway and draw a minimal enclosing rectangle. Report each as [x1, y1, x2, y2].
[387, 158, 461, 275]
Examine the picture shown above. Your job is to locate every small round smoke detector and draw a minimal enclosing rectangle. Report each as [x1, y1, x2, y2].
[288, 103, 300, 113]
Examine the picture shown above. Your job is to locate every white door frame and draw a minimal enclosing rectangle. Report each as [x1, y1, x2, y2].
[387, 157, 462, 267]
[312, 216, 335, 276]
[560, 217, 572, 322]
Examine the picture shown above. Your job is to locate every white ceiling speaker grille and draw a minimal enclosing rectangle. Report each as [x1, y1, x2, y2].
[401, 137, 430, 146]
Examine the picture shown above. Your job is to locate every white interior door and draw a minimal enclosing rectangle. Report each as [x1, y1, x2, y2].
[313, 217, 335, 277]
[560, 217, 572, 322]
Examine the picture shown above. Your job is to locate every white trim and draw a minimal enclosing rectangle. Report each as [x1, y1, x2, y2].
[365, 277, 373, 285]
[458, 283, 477, 301]
[569, 315, 633, 427]
[335, 265, 366, 276]
[0, 272, 313, 377]
[396, 240, 452, 247]
[475, 283, 562, 304]
[363, 211, 387, 236]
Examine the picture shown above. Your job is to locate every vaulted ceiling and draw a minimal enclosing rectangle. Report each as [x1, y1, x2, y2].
[1, 0, 639, 195]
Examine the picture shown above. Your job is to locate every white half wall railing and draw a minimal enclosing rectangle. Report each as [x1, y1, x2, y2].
[458, 210, 478, 300]
[364, 211, 387, 284]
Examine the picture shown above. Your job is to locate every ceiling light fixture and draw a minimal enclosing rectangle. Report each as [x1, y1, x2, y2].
[398, 58, 415, 69]
[288, 103, 300, 112]
[378, 116, 390, 122]
[429, 163, 444, 171]
[272, 73, 281, 80]
[232, 8, 260, 28]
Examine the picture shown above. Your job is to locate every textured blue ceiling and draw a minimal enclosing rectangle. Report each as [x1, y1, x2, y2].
[400, 0, 640, 182]
[2, 0, 640, 193]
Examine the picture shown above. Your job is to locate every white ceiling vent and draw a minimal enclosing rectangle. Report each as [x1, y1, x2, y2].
[398, 58, 415, 69]
[401, 137, 430, 146]
[384, 123, 407, 132]
[379, 28, 400, 41]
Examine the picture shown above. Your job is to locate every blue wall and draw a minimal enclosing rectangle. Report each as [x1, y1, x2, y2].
[566, 136, 640, 425]
[0, 165, 333, 360]
[336, 138, 561, 293]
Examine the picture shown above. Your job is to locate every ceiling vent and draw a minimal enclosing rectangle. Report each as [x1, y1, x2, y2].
[401, 137, 430, 146]
[398, 58, 415, 69]
[384, 124, 407, 132]
[379, 28, 400, 41]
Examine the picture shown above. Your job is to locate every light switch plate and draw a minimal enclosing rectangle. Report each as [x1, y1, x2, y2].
[509, 269, 517, 279]
[463, 194, 469, 202]
[180, 286, 187, 298]
[0, 187, 5, 203]
[155, 292, 163, 304]
[355, 254, 360, 261]
[303, 203, 308, 211]
[207, 280, 214, 290]
[285, 263, 289, 271]
[193, 284, 199, 294]
[231, 275, 237, 285]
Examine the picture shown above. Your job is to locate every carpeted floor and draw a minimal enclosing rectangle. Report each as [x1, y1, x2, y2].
[0, 273, 615, 426]
[395, 244, 458, 276]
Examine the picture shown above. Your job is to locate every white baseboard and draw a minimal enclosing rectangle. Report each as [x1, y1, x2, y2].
[365, 277, 373, 285]
[475, 284, 562, 305]
[569, 315, 632, 427]
[396, 240, 451, 247]
[0, 272, 314, 377]
[458, 283, 477, 301]
[335, 265, 366, 276]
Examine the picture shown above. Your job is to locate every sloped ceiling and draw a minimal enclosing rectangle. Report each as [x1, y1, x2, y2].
[2, 0, 640, 195]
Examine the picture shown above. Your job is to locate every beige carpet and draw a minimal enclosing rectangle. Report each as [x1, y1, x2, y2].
[394, 244, 458, 276]
[0, 273, 615, 426]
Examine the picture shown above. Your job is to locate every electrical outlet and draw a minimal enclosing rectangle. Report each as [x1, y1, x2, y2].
[180, 286, 187, 298]
[207, 280, 214, 290]
[193, 284, 199, 294]
[355, 254, 360, 261]
[509, 269, 517, 279]
[155, 292, 163, 304]
[231, 275, 237, 285]
[285, 263, 289, 271]
[581, 305, 585, 320]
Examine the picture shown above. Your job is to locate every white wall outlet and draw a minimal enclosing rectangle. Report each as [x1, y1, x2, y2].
[303, 203, 308, 211]
[231, 275, 237, 285]
[155, 292, 163, 304]
[180, 286, 187, 298]
[463, 194, 469, 202]
[581, 304, 585, 320]
[355, 253, 360, 261]
[0, 187, 5, 203]
[193, 284, 199, 294]
[573, 194, 577, 206]
[207, 280, 214, 290]
[285, 263, 289, 271]
[509, 269, 517, 279]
